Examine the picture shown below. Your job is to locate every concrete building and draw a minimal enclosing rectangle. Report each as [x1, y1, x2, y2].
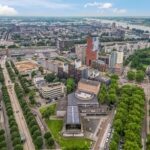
[57, 38, 74, 51]
[86, 36, 99, 66]
[64, 105, 82, 136]
[67, 60, 88, 82]
[75, 44, 86, 64]
[91, 60, 108, 72]
[63, 78, 108, 137]
[39, 59, 65, 74]
[40, 82, 66, 99]
[33, 77, 45, 88]
[88, 69, 100, 79]
[109, 50, 124, 74]
[58, 63, 68, 79]
[99, 55, 110, 65]
[78, 79, 100, 95]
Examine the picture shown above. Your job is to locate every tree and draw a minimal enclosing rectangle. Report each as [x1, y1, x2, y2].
[29, 90, 36, 105]
[0, 141, 6, 148]
[124, 141, 140, 150]
[113, 119, 123, 135]
[35, 136, 43, 149]
[127, 71, 136, 81]
[0, 130, 5, 135]
[14, 144, 23, 150]
[12, 138, 21, 146]
[39, 67, 44, 74]
[108, 93, 117, 105]
[98, 84, 107, 104]
[45, 73, 56, 83]
[136, 70, 145, 82]
[109, 140, 118, 150]
[46, 137, 54, 147]
[44, 132, 52, 139]
[31, 71, 36, 78]
[111, 74, 119, 80]
[66, 78, 75, 94]
[42, 109, 51, 119]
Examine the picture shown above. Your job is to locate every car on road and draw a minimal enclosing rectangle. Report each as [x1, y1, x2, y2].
[20, 131, 26, 143]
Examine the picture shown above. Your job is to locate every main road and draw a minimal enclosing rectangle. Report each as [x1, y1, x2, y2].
[1, 56, 35, 150]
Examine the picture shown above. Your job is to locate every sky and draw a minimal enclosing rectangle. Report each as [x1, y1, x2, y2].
[0, 0, 150, 16]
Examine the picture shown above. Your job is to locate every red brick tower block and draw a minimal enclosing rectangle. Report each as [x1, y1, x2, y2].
[86, 36, 98, 66]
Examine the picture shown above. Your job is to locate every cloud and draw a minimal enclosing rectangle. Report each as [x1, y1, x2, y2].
[84, 2, 112, 9]
[113, 8, 127, 14]
[1, 0, 73, 9]
[0, 4, 18, 16]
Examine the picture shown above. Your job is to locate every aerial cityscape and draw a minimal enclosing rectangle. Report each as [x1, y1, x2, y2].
[0, 1, 150, 150]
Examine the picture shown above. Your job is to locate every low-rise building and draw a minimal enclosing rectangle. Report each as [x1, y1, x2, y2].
[91, 60, 108, 72]
[67, 60, 88, 82]
[33, 77, 45, 88]
[78, 79, 100, 95]
[40, 82, 66, 99]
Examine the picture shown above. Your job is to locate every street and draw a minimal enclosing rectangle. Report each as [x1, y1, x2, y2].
[1, 57, 35, 150]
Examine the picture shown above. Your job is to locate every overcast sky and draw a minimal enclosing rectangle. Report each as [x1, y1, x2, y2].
[0, 0, 150, 16]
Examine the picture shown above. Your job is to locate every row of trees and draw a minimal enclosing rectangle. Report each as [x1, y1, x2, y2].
[44, 132, 55, 148]
[10, 60, 19, 75]
[66, 78, 76, 94]
[124, 48, 150, 71]
[146, 134, 150, 150]
[5, 61, 16, 82]
[9, 61, 55, 149]
[10, 61, 36, 105]
[18, 75, 30, 94]
[109, 85, 145, 150]
[127, 70, 145, 82]
[14, 83, 43, 149]
[98, 75, 118, 105]
[2, 86, 23, 150]
[6, 61, 44, 149]
[0, 130, 7, 150]
[0, 65, 4, 83]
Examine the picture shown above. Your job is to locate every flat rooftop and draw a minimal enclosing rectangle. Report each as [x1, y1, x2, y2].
[68, 91, 99, 106]
[41, 82, 65, 91]
[79, 79, 100, 87]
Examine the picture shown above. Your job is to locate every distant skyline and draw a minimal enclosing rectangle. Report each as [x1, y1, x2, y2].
[0, 0, 150, 17]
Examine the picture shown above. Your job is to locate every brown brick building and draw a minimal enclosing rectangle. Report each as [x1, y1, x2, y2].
[86, 36, 99, 66]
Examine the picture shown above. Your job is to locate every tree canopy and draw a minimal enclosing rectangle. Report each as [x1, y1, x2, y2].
[109, 85, 145, 150]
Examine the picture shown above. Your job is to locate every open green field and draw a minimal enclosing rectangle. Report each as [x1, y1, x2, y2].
[46, 119, 91, 150]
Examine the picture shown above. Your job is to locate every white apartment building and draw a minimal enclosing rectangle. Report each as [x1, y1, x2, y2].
[116, 51, 124, 64]
[40, 82, 66, 99]
[109, 50, 124, 69]
[75, 44, 86, 65]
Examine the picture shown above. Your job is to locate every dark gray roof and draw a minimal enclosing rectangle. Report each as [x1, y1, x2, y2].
[95, 75, 111, 83]
[68, 92, 99, 106]
[66, 106, 80, 124]
[79, 78, 100, 86]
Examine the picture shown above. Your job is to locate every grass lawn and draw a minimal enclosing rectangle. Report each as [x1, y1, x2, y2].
[46, 119, 91, 150]
[40, 103, 56, 115]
